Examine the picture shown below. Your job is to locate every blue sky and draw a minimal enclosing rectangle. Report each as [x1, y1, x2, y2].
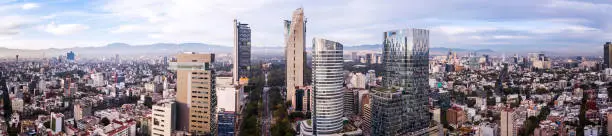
[0, 0, 610, 54]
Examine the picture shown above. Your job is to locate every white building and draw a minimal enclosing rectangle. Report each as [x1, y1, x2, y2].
[349, 72, 366, 89]
[215, 76, 245, 113]
[312, 38, 344, 134]
[92, 73, 105, 87]
[51, 112, 63, 133]
[152, 100, 175, 136]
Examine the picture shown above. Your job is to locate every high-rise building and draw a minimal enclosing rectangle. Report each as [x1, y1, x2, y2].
[311, 38, 344, 134]
[51, 112, 63, 133]
[343, 88, 357, 116]
[285, 8, 307, 110]
[115, 54, 120, 64]
[152, 100, 176, 136]
[604, 42, 612, 68]
[501, 109, 516, 136]
[370, 28, 430, 136]
[233, 19, 251, 84]
[74, 101, 92, 121]
[360, 94, 371, 136]
[67, 51, 75, 61]
[365, 70, 376, 88]
[171, 52, 216, 135]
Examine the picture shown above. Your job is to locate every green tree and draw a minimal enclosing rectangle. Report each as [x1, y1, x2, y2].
[100, 117, 110, 126]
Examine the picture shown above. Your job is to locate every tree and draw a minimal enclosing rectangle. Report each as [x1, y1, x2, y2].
[607, 87, 612, 102]
[144, 96, 153, 108]
[100, 117, 110, 126]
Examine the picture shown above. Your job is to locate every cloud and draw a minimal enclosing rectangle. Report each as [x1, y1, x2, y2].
[43, 22, 89, 35]
[0, 16, 36, 36]
[21, 3, 39, 10]
[0, 0, 608, 53]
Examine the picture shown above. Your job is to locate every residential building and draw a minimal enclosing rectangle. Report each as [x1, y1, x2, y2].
[51, 112, 63, 133]
[294, 86, 313, 112]
[344, 88, 356, 116]
[501, 109, 516, 136]
[171, 52, 217, 135]
[285, 8, 307, 110]
[74, 101, 92, 121]
[370, 28, 430, 136]
[233, 19, 251, 84]
[151, 101, 175, 136]
[312, 38, 344, 134]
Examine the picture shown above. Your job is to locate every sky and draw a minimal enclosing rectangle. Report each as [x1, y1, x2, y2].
[0, 0, 610, 54]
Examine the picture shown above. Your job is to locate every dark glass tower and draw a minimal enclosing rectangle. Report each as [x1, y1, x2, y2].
[370, 29, 430, 136]
[233, 19, 251, 84]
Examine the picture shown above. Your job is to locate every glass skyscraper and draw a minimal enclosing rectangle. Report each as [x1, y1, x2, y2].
[370, 29, 430, 136]
[233, 19, 251, 84]
[312, 38, 344, 134]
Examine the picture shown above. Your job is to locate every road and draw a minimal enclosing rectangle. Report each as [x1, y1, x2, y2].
[261, 71, 272, 136]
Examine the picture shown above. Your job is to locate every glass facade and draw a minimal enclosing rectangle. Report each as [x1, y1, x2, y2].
[371, 28, 430, 136]
[312, 38, 344, 134]
[234, 20, 251, 83]
[217, 111, 235, 136]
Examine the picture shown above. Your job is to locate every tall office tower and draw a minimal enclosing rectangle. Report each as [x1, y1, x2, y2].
[605, 42, 612, 68]
[172, 53, 217, 135]
[370, 29, 430, 136]
[67, 51, 75, 61]
[233, 19, 251, 84]
[312, 38, 344, 134]
[152, 100, 176, 136]
[285, 8, 306, 110]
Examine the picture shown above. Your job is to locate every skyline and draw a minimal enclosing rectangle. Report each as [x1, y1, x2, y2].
[0, 0, 610, 54]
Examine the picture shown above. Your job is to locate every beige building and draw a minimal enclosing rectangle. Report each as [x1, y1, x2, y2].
[74, 102, 92, 121]
[501, 109, 515, 136]
[285, 8, 306, 110]
[172, 52, 216, 135]
[152, 100, 175, 136]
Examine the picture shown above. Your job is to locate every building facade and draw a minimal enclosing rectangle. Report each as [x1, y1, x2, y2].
[233, 20, 251, 84]
[312, 38, 344, 134]
[74, 102, 92, 121]
[605, 42, 612, 68]
[172, 53, 217, 135]
[370, 29, 430, 136]
[217, 110, 236, 136]
[151, 101, 175, 136]
[285, 8, 307, 111]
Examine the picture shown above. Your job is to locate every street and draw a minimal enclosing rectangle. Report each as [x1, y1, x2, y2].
[261, 71, 271, 136]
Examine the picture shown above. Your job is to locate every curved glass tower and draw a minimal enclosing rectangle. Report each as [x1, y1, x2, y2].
[312, 38, 344, 134]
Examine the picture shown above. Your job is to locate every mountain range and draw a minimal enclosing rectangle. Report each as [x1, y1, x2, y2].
[0, 43, 495, 58]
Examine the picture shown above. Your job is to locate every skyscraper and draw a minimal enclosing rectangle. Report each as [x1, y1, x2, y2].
[370, 28, 430, 136]
[312, 38, 344, 134]
[171, 52, 216, 135]
[67, 51, 75, 61]
[604, 42, 612, 68]
[285, 8, 306, 110]
[233, 19, 251, 84]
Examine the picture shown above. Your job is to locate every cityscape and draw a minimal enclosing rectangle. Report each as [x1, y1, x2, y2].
[0, 0, 611, 136]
